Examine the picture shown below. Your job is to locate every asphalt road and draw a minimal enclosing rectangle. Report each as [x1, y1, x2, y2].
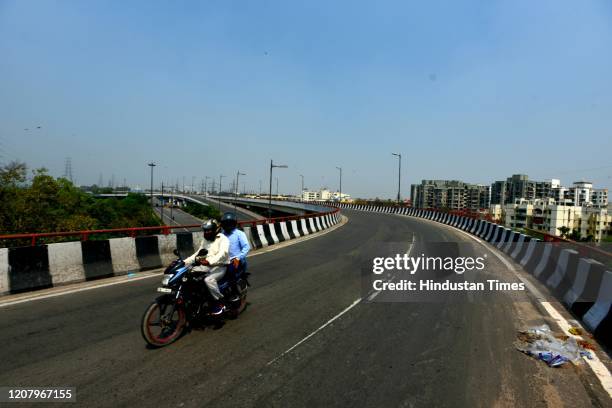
[0, 210, 609, 407]
[195, 196, 264, 222]
[153, 203, 203, 232]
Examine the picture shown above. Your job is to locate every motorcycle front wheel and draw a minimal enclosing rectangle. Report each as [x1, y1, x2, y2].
[141, 296, 187, 347]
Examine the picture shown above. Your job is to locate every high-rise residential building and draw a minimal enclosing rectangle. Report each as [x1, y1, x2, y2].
[491, 174, 539, 204]
[489, 175, 598, 207]
[410, 180, 490, 211]
[563, 181, 608, 208]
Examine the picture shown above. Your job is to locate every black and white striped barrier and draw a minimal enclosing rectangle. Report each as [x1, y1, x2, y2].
[0, 211, 341, 296]
[335, 203, 612, 345]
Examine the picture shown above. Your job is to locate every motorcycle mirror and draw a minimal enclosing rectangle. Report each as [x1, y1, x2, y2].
[173, 249, 179, 256]
[197, 248, 208, 257]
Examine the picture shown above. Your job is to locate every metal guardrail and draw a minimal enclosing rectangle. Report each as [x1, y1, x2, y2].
[0, 207, 340, 247]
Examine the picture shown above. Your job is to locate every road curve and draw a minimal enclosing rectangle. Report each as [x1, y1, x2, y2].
[0, 210, 609, 407]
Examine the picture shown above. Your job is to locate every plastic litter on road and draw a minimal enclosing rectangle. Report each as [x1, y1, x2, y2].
[568, 327, 583, 336]
[515, 324, 593, 368]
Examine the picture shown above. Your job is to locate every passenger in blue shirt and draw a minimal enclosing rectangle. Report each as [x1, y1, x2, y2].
[220, 212, 250, 264]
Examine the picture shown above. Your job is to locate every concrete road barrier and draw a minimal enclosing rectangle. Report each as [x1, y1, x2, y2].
[1, 210, 341, 296]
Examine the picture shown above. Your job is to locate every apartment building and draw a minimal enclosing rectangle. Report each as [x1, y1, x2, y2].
[491, 175, 608, 209]
[410, 180, 490, 211]
[490, 174, 560, 205]
[498, 198, 611, 242]
[302, 189, 351, 202]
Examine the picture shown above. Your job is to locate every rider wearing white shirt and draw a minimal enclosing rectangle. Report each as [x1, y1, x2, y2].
[184, 219, 229, 315]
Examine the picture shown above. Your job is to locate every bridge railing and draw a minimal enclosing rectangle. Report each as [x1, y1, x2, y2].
[0, 206, 340, 247]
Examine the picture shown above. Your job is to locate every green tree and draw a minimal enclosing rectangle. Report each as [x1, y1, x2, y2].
[557, 226, 571, 239]
[569, 229, 581, 241]
[1, 164, 161, 244]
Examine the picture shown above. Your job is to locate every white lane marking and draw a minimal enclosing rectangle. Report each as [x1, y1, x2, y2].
[0, 216, 348, 308]
[269, 231, 416, 364]
[367, 234, 415, 302]
[267, 297, 363, 366]
[411, 215, 612, 398]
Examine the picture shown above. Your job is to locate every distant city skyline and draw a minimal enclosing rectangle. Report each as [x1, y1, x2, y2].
[1, 1, 611, 198]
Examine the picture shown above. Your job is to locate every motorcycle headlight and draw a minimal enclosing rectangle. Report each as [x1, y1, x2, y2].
[162, 274, 173, 286]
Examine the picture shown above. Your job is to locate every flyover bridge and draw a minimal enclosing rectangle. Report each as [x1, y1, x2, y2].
[0, 205, 610, 406]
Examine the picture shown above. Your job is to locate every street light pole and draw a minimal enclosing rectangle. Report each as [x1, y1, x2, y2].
[170, 187, 174, 220]
[392, 152, 402, 204]
[160, 181, 164, 223]
[147, 162, 156, 209]
[235, 171, 246, 209]
[269, 159, 288, 218]
[336, 166, 342, 203]
[204, 176, 210, 196]
[299, 174, 304, 200]
[218, 175, 225, 211]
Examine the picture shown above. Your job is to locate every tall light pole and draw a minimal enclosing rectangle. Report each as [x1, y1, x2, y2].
[336, 166, 342, 203]
[392, 152, 402, 204]
[299, 174, 304, 200]
[204, 176, 210, 195]
[148, 162, 156, 209]
[218, 174, 225, 211]
[191, 176, 196, 194]
[160, 181, 164, 223]
[235, 171, 246, 209]
[170, 186, 174, 220]
[269, 159, 288, 218]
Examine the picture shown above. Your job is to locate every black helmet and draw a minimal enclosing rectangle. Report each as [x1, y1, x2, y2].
[220, 212, 238, 231]
[202, 219, 220, 241]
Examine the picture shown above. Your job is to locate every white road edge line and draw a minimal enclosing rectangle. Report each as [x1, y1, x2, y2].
[412, 215, 612, 398]
[0, 215, 348, 308]
[0, 273, 161, 308]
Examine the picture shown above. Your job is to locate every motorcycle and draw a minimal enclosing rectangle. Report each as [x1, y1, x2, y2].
[141, 249, 249, 347]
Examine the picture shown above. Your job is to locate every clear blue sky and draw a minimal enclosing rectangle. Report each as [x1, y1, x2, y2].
[1, 0, 611, 198]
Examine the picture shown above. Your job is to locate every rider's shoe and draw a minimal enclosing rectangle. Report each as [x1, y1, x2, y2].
[209, 303, 225, 316]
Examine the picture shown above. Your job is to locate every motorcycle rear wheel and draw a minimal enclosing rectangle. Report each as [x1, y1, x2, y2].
[141, 296, 187, 347]
[226, 282, 248, 319]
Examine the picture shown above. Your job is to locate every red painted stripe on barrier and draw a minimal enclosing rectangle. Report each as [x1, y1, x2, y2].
[0, 206, 340, 246]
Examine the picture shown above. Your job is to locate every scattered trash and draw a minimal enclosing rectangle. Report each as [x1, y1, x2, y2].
[568, 327, 583, 336]
[577, 340, 596, 351]
[127, 272, 136, 278]
[515, 324, 593, 368]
